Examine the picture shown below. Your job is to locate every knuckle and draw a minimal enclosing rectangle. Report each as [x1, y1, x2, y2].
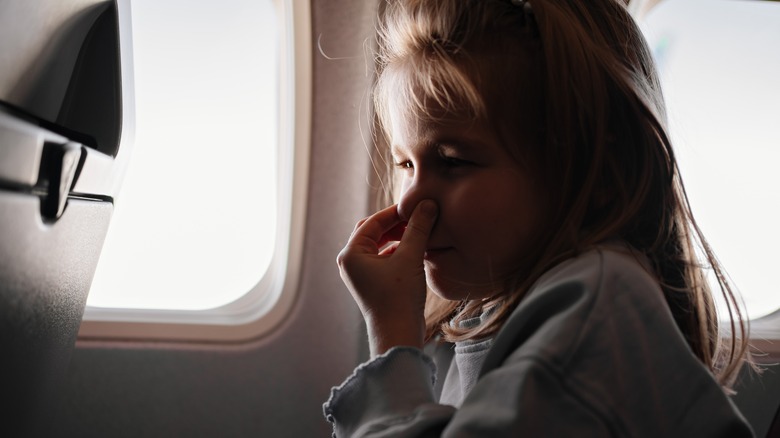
[355, 218, 368, 230]
[350, 221, 364, 237]
[336, 248, 351, 267]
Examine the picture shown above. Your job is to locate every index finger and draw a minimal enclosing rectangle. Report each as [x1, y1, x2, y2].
[394, 200, 438, 260]
[347, 204, 403, 252]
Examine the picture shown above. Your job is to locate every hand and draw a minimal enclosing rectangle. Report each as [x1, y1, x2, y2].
[337, 200, 438, 357]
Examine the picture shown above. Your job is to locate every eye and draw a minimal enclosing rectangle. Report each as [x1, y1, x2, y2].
[440, 155, 471, 167]
[394, 160, 413, 170]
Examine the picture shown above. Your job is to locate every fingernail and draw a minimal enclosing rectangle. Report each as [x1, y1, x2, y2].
[420, 200, 438, 219]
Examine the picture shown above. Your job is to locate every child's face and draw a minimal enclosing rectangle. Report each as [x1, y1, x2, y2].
[389, 102, 546, 302]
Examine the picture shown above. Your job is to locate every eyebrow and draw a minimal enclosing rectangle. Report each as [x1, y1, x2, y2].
[437, 142, 474, 155]
[389, 139, 435, 158]
[391, 138, 481, 157]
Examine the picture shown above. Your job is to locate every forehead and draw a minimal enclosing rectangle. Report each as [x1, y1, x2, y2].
[378, 43, 544, 151]
[381, 60, 490, 149]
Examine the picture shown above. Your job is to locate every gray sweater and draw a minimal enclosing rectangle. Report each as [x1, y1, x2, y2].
[324, 247, 754, 437]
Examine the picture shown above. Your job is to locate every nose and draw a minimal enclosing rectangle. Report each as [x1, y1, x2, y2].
[397, 175, 433, 222]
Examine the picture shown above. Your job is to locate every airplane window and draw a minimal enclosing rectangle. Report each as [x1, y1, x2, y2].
[639, 0, 780, 320]
[80, 0, 310, 340]
[87, 0, 277, 311]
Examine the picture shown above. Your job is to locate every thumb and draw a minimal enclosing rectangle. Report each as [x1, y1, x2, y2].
[395, 200, 438, 259]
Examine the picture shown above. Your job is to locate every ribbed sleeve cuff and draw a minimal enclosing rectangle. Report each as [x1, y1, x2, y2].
[323, 346, 437, 437]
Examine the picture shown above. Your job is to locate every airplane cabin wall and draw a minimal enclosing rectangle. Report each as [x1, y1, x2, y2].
[52, 0, 378, 436]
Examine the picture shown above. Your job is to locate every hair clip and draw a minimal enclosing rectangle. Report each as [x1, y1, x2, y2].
[511, 0, 537, 35]
[511, 0, 533, 14]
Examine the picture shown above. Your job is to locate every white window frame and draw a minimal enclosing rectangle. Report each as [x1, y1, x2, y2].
[77, 0, 311, 343]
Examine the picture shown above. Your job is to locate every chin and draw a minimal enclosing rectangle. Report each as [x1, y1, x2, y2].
[425, 270, 493, 302]
[428, 286, 467, 302]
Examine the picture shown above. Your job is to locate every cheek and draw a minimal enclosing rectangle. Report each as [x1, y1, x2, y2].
[455, 178, 541, 244]
[440, 188, 499, 238]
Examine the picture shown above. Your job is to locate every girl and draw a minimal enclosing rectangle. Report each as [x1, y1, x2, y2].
[324, 0, 754, 436]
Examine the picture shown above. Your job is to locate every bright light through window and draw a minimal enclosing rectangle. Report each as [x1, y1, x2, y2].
[640, 0, 780, 320]
[87, 0, 278, 310]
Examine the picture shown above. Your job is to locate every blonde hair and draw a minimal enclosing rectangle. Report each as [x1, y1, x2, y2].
[373, 0, 750, 388]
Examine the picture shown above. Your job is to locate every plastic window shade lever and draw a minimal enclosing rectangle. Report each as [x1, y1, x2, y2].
[36, 141, 84, 221]
[0, 109, 52, 187]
